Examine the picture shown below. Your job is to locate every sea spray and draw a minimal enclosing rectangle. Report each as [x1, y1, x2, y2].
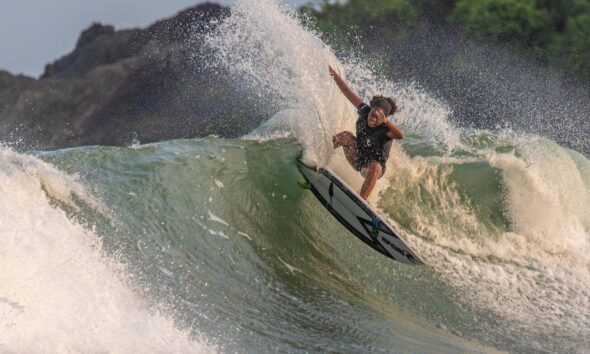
[2, 0, 587, 352]
[378, 136, 590, 343]
[205, 0, 457, 166]
[0, 148, 213, 353]
[204, 0, 590, 351]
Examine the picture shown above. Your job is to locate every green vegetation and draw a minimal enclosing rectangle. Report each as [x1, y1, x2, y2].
[550, 10, 590, 77]
[452, 0, 550, 43]
[302, 0, 590, 81]
[300, 0, 419, 44]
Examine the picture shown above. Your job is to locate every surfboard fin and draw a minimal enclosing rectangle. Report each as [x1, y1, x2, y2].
[297, 181, 311, 190]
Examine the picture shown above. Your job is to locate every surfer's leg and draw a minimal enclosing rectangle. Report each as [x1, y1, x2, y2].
[332, 131, 359, 168]
[359, 161, 382, 200]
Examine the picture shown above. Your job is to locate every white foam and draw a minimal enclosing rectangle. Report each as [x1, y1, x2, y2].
[237, 231, 253, 240]
[207, 0, 456, 166]
[378, 138, 590, 343]
[206, 0, 590, 348]
[278, 257, 303, 275]
[0, 148, 213, 353]
[206, 0, 355, 166]
[208, 210, 229, 226]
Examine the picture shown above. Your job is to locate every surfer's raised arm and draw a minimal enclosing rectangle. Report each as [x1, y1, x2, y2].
[329, 65, 362, 107]
[331, 86, 401, 200]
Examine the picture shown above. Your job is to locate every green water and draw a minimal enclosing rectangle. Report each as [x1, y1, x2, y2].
[10, 131, 582, 353]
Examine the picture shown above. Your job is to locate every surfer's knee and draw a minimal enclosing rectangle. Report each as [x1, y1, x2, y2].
[362, 162, 382, 179]
[340, 131, 356, 145]
[373, 162, 382, 173]
[359, 163, 381, 200]
[373, 162, 383, 177]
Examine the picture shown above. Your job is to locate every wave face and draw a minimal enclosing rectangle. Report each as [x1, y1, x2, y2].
[2, 131, 588, 352]
[1, 140, 492, 353]
[2, 0, 589, 353]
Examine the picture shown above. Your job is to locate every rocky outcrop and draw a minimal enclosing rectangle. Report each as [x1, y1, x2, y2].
[0, 3, 272, 150]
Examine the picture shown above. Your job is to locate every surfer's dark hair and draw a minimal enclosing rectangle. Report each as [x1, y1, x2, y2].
[370, 95, 397, 116]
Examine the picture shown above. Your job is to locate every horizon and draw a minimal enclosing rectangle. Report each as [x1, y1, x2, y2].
[0, 0, 309, 78]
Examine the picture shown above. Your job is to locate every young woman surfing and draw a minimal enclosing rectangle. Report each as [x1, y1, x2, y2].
[329, 65, 403, 200]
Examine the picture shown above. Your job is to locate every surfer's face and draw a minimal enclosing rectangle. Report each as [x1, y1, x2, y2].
[367, 107, 386, 128]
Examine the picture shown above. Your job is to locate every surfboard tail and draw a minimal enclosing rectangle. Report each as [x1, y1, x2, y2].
[297, 180, 311, 190]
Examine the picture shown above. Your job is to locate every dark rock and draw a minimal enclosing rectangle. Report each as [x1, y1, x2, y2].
[76, 23, 115, 49]
[0, 3, 268, 151]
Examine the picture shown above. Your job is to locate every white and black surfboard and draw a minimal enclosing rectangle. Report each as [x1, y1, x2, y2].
[298, 162, 424, 265]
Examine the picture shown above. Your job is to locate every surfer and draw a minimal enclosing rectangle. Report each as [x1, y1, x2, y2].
[329, 65, 403, 200]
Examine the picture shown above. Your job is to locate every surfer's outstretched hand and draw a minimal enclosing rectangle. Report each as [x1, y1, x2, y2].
[328, 65, 338, 78]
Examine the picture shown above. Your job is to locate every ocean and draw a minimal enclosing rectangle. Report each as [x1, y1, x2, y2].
[1, 0, 589, 352]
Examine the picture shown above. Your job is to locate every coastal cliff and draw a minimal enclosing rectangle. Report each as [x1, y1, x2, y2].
[0, 3, 271, 150]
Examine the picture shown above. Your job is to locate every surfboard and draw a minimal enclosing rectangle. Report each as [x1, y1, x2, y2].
[297, 161, 424, 265]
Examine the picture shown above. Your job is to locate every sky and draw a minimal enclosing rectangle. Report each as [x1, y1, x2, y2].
[0, 0, 310, 77]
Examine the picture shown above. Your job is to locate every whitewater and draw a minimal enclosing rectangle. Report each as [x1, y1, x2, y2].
[1, 0, 589, 353]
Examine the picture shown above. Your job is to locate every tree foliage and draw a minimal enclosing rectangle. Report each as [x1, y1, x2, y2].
[301, 0, 419, 37]
[451, 0, 551, 44]
[552, 12, 590, 77]
[302, 0, 590, 81]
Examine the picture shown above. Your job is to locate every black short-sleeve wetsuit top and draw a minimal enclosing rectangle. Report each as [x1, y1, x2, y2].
[355, 103, 393, 172]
